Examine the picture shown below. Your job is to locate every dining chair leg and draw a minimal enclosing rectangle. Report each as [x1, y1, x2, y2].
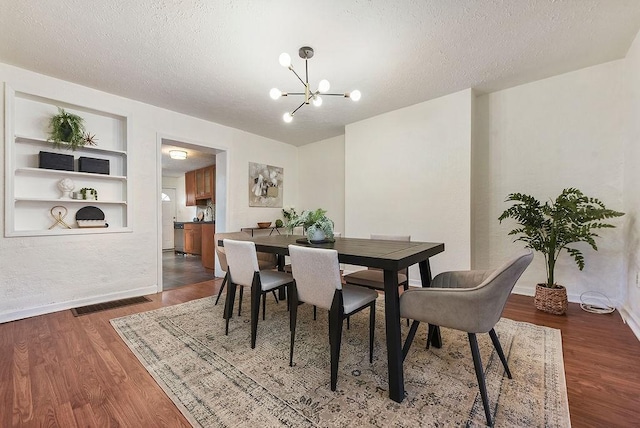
[262, 292, 267, 321]
[313, 306, 316, 320]
[214, 272, 228, 305]
[289, 284, 299, 367]
[489, 328, 512, 378]
[271, 290, 279, 304]
[469, 333, 493, 427]
[402, 320, 420, 361]
[224, 282, 237, 336]
[250, 281, 261, 349]
[369, 303, 375, 363]
[346, 316, 350, 330]
[238, 286, 244, 316]
[328, 306, 343, 391]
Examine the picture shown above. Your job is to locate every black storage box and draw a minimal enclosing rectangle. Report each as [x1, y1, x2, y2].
[78, 156, 110, 175]
[39, 151, 74, 171]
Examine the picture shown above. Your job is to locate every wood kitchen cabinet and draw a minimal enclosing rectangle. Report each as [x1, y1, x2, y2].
[184, 223, 202, 255]
[185, 170, 196, 206]
[201, 223, 216, 269]
[185, 165, 215, 206]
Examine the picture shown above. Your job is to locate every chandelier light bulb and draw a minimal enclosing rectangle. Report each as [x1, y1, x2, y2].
[269, 88, 282, 100]
[283, 112, 293, 123]
[318, 79, 330, 93]
[312, 96, 323, 107]
[279, 52, 291, 68]
[349, 90, 362, 102]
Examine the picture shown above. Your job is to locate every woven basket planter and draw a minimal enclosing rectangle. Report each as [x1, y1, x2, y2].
[534, 284, 568, 315]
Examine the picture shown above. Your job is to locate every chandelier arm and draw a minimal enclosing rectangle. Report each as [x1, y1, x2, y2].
[289, 68, 306, 87]
[291, 100, 307, 115]
[286, 92, 306, 96]
[323, 93, 348, 97]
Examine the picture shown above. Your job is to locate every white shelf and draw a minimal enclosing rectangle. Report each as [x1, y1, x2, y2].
[15, 167, 127, 181]
[5, 227, 133, 238]
[15, 197, 127, 204]
[15, 135, 127, 156]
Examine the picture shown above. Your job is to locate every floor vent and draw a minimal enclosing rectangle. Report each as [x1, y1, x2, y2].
[71, 296, 151, 316]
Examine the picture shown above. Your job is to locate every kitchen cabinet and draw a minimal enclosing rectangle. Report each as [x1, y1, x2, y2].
[185, 170, 196, 206]
[184, 223, 202, 255]
[185, 165, 215, 206]
[201, 223, 216, 269]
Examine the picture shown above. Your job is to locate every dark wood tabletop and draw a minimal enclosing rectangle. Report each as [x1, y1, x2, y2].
[232, 234, 445, 403]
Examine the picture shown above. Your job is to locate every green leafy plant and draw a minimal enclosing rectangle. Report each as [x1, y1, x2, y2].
[80, 187, 98, 200]
[289, 208, 334, 241]
[48, 107, 86, 150]
[499, 188, 623, 288]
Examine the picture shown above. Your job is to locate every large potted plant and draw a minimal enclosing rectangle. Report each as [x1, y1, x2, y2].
[499, 188, 623, 315]
[289, 208, 335, 243]
[48, 107, 91, 150]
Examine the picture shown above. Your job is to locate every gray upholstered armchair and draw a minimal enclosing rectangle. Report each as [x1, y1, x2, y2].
[399, 250, 533, 427]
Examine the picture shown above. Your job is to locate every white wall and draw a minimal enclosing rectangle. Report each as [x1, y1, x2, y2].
[345, 89, 473, 281]
[297, 135, 345, 235]
[473, 61, 626, 303]
[621, 30, 640, 337]
[0, 63, 297, 322]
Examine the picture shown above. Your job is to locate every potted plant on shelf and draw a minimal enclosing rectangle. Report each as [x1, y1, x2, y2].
[499, 188, 623, 315]
[48, 107, 88, 150]
[289, 208, 335, 243]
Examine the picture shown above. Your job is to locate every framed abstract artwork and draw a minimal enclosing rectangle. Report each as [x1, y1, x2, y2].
[248, 162, 283, 207]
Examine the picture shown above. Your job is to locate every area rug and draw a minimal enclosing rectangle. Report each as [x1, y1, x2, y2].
[110, 296, 570, 427]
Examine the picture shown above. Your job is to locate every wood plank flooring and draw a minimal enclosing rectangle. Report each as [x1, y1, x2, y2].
[1, 281, 638, 427]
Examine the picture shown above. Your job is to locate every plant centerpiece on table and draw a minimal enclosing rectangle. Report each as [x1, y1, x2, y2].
[282, 206, 298, 234]
[289, 208, 335, 243]
[48, 107, 95, 151]
[498, 187, 624, 315]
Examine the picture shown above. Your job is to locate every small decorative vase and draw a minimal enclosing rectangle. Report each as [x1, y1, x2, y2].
[534, 284, 568, 315]
[57, 178, 75, 199]
[308, 229, 326, 243]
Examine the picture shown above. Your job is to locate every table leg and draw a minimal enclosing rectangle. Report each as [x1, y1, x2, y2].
[277, 254, 287, 300]
[384, 269, 404, 402]
[418, 260, 442, 348]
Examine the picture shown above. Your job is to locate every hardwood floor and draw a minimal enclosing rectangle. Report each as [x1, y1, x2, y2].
[1, 282, 638, 427]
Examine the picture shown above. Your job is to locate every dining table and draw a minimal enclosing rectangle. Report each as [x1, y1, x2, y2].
[243, 234, 445, 403]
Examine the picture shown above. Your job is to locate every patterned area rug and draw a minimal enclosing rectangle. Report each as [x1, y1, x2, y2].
[111, 296, 570, 427]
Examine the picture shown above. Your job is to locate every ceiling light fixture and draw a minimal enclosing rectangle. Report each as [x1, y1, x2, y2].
[169, 150, 187, 160]
[270, 46, 361, 123]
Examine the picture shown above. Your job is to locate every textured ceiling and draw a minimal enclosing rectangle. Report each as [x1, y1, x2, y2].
[1, 1, 639, 146]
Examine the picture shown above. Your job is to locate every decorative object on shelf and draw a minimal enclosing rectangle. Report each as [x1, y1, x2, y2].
[47, 107, 87, 150]
[289, 208, 335, 243]
[257, 222, 272, 229]
[48, 205, 72, 229]
[270, 46, 361, 123]
[39, 151, 74, 171]
[79, 187, 98, 200]
[76, 206, 108, 228]
[248, 162, 283, 207]
[81, 132, 98, 147]
[57, 178, 75, 199]
[169, 150, 187, 160]
[275, 219, 284, 228]
[499, 188, 624, 315]
[78, 156, 110, 175]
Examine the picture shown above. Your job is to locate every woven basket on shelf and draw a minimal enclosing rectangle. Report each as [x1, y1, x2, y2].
[534, 284, 568, 315]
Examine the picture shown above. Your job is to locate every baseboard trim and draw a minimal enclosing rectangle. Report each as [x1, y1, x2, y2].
[619, 305, 640, 342]
[0, 285, 158, 324]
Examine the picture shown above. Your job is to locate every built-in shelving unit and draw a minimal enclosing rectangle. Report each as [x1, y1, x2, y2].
[4, 84, 132, 237]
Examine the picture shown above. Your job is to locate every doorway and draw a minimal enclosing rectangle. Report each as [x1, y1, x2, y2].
[157, 134, 228, 291]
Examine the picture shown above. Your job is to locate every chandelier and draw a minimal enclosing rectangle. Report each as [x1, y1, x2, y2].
[270, 46, 361, 123]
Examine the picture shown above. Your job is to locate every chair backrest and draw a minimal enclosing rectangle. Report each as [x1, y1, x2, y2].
[288, 245, 342, 310]
[369, 234, 411, 274]
[216, 231, 277, 271]
[223, 239, 260, 287]
[472, 250, 534, 331]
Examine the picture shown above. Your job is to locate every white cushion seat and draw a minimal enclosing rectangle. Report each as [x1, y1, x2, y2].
[342, 284, 379, 314]
[259, 270, 295, 291]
